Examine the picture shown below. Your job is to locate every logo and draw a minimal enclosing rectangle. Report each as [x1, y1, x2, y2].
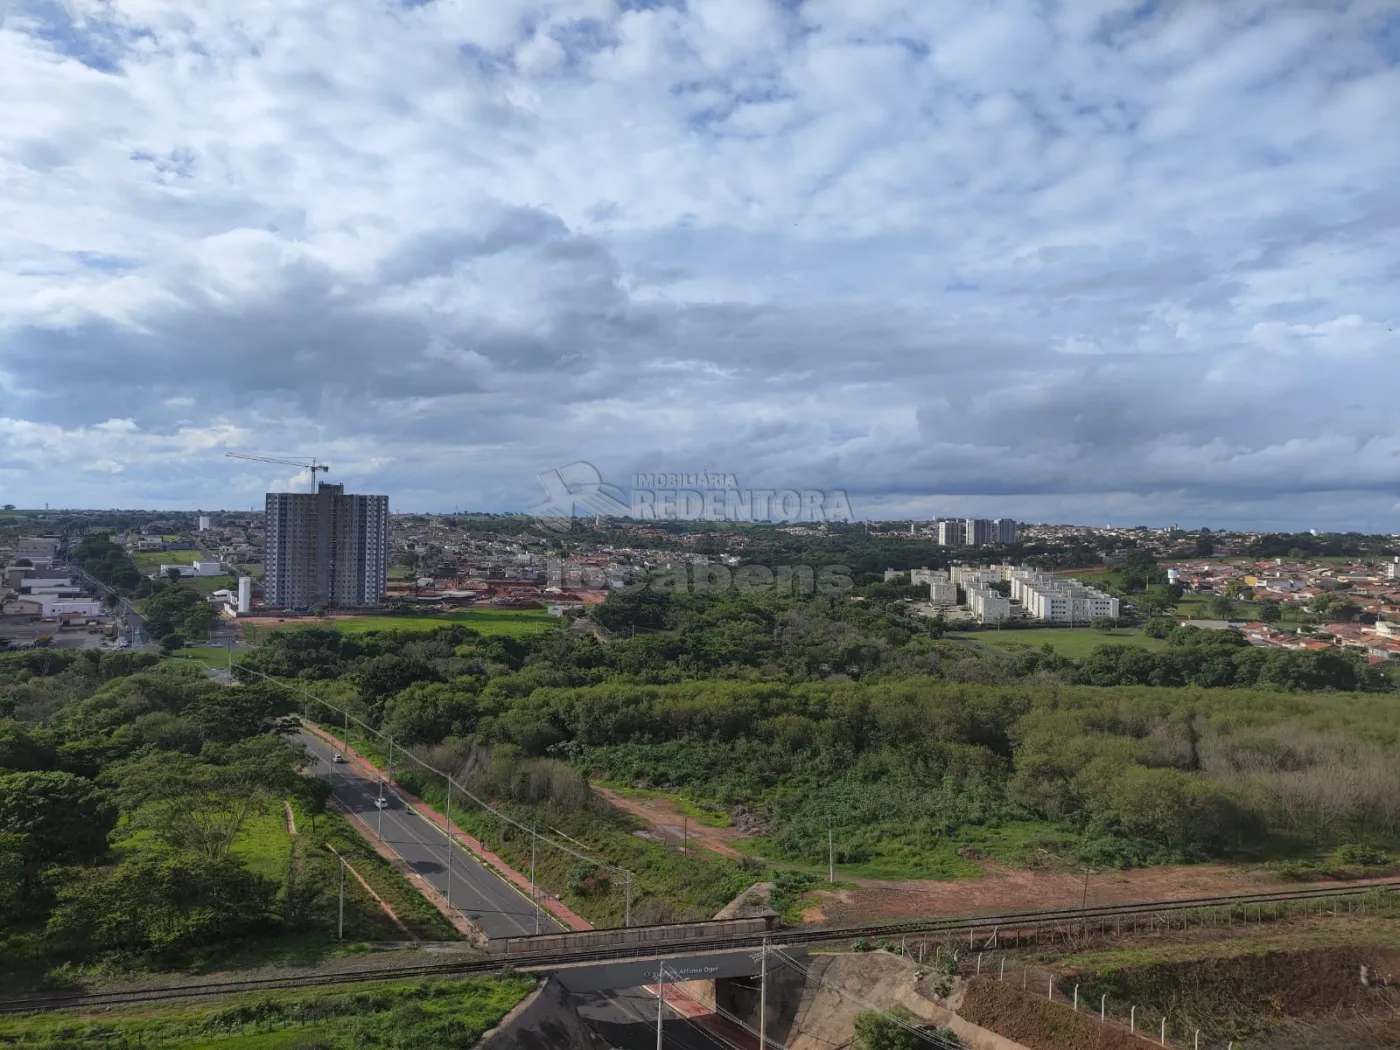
[530, 462, 632, 533]
[531, 461, 855, 529]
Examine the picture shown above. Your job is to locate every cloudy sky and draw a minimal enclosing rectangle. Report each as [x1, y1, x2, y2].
[2, 0, 1399, 529]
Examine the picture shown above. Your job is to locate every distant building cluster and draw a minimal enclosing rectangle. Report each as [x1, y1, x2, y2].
[934, 518, 1017, 546]
[885, 562, 1119, 624]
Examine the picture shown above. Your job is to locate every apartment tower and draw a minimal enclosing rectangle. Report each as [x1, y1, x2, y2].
[264, 483, 389, 609]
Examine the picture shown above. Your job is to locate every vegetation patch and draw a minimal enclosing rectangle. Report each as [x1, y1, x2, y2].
[1069, 945, 1400, 1044]
[0, 975, 535, 1049]
[958, 978, 1159, 1050]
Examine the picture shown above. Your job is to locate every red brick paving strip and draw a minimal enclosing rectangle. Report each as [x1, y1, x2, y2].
[304, 721, 593, 932]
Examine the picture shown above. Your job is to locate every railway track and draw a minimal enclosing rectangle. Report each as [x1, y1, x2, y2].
[2, 878, 1395, 1015]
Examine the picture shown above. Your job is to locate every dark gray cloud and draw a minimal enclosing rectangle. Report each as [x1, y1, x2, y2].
[1, 0, 1398, 529]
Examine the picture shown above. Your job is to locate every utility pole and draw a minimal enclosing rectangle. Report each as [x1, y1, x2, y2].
[337, 856, 346, 940]
[343, 707, 349, 754]
[682, 815, 687, 854]
[1082, 868, 1092, 909]
[624, 875, 632, 928]
[655, 963, 665, 1050]
[531, 825, 540, 934]
[759, 937, 768, 1050]
[828, 825, 835, 883]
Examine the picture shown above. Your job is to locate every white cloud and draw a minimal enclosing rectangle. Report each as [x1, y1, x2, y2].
[0, 0, 1398, 527]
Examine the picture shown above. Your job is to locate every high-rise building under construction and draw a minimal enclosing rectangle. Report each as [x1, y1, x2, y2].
[264, 483, 389, 609]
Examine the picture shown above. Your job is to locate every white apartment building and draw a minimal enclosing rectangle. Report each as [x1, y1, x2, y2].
[911, 567, 946, 586]
[966, 585, 1012, 623]
[929, 581, 958, 606]
[937, 520, 965, 546]
[1009, 569, 1119, 623]
[949, 565, 1003, 589]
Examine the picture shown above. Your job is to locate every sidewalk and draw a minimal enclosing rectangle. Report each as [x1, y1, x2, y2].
[303, 721, 593, 932]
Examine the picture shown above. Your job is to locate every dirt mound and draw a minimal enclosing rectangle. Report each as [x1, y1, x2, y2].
[958, 979, 1159, 1050]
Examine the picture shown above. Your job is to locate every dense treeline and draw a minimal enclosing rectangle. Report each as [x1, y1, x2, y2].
[0, 649, 363, 983]
[239, 595, 1400, 874]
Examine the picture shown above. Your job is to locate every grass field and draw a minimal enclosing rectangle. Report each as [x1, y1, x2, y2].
[133, 550, 198, 572]
[163, 646, 234, 670]
[964, 627, 1169, 659]
[0, 975, 535, 1049]
[246, 608, 558, 641]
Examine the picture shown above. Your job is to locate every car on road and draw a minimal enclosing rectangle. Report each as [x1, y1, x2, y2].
[332, 752, 345, 763]
[373, 795, 390, 809]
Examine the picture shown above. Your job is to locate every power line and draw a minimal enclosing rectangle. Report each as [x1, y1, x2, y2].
[234, 664, 636, 892]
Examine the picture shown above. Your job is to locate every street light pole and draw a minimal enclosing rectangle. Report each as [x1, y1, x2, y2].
[338, 856, 346, 941]
[531, 825, 540, 934]
[655, 963, 665, 1050]
[758, 938, 768, 1050]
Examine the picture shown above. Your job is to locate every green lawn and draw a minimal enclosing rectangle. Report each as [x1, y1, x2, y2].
[964, 627, 1169, 659]
[0, 975, 535, 1049]
[185, 574, 237, 596]
[250, 608, 558, 640]
[133, 550, 198, 572]
[164, 646, 235, 670]
[230, 800, 296, 882]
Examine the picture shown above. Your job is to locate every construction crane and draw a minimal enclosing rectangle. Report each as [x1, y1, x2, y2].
[225, 453, 329, 493]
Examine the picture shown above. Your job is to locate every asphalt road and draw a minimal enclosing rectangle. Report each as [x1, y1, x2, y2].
[298, 731, 560, 940]
[572, 988, 757, 1049]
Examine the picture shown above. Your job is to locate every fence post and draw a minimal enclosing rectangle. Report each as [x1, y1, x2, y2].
[1101, 994, 1106, 1021]
[1131, 1006, 1136, 1033]
[1048, 976, 1053, 1001]
[1073, 985, 1079, 1012]
[1000, 958, 1005, 981]
[1160, 1017, 1166, 1045]
[977, 953, 982, 976]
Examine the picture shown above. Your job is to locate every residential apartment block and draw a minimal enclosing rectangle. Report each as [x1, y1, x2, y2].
[264, 483, 389, 609]
[935, 519, 1017, 546]
[1009, 569, 1119, 623]
[937, 520, 965, 546]
[966, 585, 1012, 623]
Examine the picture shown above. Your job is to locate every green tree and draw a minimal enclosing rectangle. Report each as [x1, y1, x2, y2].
[0, 771, 115, 865]
[382, 681, 480, 745]
[1257, 600, 1282, 623]
[1207, 595, 1237, 620]
[853, 1010, 958, 1050]
[46, 851, 277, 955]
[0, 832, 25, 915]
[107, 738, 302, 861]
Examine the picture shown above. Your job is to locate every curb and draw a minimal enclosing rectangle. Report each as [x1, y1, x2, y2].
[304, 721, 593, 933]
